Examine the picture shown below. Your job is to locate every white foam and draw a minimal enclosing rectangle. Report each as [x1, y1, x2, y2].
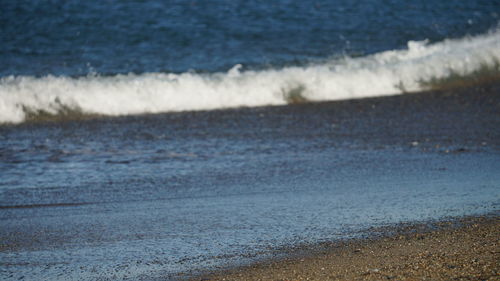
[1, 30, 499, 123]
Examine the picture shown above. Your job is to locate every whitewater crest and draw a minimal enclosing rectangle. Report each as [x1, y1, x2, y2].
[1, 30, 499, 124]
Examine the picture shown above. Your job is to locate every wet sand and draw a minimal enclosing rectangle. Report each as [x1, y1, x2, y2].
[193, 215, 499, 281]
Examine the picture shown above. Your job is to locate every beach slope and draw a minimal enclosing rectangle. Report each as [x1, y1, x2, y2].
[195, 216, 499, 281]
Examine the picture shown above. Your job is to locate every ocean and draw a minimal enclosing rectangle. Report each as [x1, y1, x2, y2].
[1, 1, 499, 280]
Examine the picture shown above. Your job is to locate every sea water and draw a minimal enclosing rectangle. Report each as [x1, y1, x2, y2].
[1, 1, 499, 280]
[1, 1, 500, 123]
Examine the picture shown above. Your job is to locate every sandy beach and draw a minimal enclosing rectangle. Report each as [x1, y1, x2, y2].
[194, 215, 499, 281]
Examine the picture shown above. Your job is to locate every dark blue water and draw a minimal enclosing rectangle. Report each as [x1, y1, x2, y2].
[2, 0, 499, 77]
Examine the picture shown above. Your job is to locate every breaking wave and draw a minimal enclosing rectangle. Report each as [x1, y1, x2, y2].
[1, 30, 499, 124]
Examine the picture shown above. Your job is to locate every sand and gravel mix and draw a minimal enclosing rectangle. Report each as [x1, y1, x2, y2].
[194, 216, 499, 281]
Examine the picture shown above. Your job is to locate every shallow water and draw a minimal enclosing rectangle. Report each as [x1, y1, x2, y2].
[1, 84, 499, 280]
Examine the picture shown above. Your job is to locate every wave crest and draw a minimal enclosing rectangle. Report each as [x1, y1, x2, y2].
[1, 30, 500, 124]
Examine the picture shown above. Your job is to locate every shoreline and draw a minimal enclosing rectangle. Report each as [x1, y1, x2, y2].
[189, 214, 499, 281]
[1, 80, 498, 281]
